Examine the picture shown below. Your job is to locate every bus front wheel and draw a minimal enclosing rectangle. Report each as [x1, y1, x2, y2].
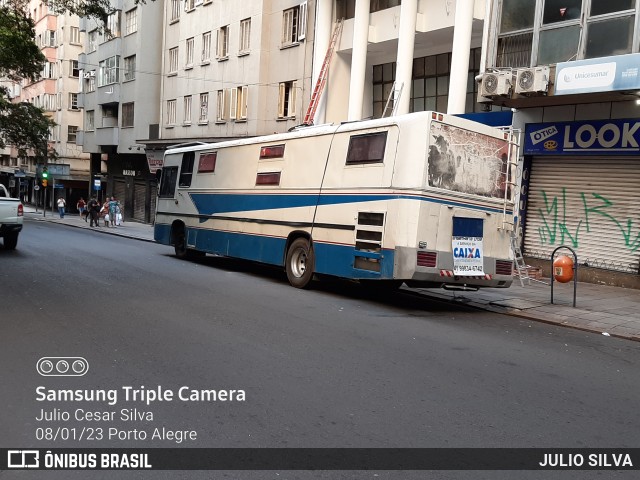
[286, 238, 315, 289]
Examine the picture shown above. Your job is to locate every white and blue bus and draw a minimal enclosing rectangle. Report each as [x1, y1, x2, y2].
[154, 111, 516, 289]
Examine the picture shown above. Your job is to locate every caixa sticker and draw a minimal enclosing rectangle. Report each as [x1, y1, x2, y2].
[37, 357, 88, 376]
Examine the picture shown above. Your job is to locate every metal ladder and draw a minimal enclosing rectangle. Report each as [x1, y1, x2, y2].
[303, 19, 343, 126]
[382, 81, 404, 118]
[511, 232, 530, 286]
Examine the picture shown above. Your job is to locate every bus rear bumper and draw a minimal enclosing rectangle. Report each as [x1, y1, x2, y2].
[395, 246, 513, 289]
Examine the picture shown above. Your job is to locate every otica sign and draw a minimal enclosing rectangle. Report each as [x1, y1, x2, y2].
[524, 119, 640, 155]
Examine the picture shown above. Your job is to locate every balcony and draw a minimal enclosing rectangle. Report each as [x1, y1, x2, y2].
[97, 84, 121, 105]
[95, 127, 119, 146]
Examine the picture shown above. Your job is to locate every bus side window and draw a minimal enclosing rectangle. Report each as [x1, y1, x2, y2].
[346, 132, 387, 165]
[159, 166, 179, 198]
[179, 151, 195, 187]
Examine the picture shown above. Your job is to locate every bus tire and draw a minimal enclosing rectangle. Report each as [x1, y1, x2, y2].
[174, 228, 189, 259]
[286, 238, 315, 289]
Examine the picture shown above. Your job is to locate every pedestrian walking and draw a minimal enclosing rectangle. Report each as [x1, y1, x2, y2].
[57, 197, 66, 218]
[88, 196, 100, 227]
[77, 197, 87, 221]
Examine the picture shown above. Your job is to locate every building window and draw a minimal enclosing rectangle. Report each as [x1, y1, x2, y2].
[282, 2, 307, 46]
[98, 55, 120, 86]
[373, 49, 483, 117]
[167, 99, 177, 125]
[70, 26, 80, 44]
[169, 47, 179, 74]
[106, 10, 121, 39]
[45, 30, 56, 47]
[229, 86, 248, 120]
[171, 0, 181, 22]
[86, 110, 95, 131]
[69, 93, 79, 110]
[125, 8, 137, 35]
[42, 62, 56, 79]
[278, 81, 297, 118]
[336, 0, 401, 18]
[184, 96, 192, 124]
[122, 102, 134, 127]
[216, 89, 226, 122]
[84, 71, 96, 92]
[102, 104, 118, 126]
[67, 126, 78, 143]
[88, 30, 98, 52]
[496, 0, 636, 67]
[217, 25, 229, 59]
[70, 60, 80, 77]
[123, 55, 136, 81]
[239, 18, 251, 54]
[185, 0, 195, 12]
[186, 37, 194, 68]
[202, 31, 211, 62]
[199, 93, 209, 123]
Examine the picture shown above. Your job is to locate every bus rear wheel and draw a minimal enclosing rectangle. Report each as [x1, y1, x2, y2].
[286, 238, 315, 289]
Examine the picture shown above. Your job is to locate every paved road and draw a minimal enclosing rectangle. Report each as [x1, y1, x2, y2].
[1, 221, 639, 479]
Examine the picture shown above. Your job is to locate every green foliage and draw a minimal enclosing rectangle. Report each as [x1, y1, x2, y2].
[0, 6, 46, 82]
[0, 92, 56, 161]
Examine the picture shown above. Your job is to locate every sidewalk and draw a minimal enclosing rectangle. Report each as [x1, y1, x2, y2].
[24, 204, 154, 243]
[24, 205, 640, 342]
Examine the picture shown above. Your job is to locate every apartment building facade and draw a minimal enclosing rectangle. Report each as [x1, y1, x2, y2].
[0, 2, 88, 209]
[78, 0, 163, 223]
[478, 0, 640, 288]
[152, 0, 315, 148]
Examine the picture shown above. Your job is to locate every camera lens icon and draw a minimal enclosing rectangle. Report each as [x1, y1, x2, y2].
[37, 357, 88, 376]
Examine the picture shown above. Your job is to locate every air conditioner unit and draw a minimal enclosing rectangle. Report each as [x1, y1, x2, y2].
[479, 71, 513, 97]
[515, 66, 550, 95]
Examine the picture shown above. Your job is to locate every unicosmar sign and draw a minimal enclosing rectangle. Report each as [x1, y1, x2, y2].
[524, 119, 640, 155]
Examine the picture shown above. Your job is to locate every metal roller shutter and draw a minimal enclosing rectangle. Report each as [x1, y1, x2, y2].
[523, 157, 640, 274]
[133, 182, 146, 222]
[113, 180, 126, 206]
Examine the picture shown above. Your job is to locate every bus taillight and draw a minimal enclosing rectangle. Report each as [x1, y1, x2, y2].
[417, 251, 437, 267]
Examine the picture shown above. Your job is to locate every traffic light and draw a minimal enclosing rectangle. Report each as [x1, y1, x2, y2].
[42, 167, 48, 187]
[42, 179, 48, 187]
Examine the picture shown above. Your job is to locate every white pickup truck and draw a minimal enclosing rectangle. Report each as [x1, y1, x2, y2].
[0, 184, 23, 250]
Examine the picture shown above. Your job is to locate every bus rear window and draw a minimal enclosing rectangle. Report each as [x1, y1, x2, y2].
[346, 132, 387, 165]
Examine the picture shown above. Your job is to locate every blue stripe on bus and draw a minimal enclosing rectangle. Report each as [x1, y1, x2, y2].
[189, 192, 511, 216]
[154, 224, 395, 280]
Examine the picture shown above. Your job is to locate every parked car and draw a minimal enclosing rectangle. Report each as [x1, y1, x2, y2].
[0, 184, 23, 250]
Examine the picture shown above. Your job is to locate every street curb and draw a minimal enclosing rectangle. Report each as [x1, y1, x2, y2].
[24, 214, 157, 244]
[400, 288, 639, 343]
